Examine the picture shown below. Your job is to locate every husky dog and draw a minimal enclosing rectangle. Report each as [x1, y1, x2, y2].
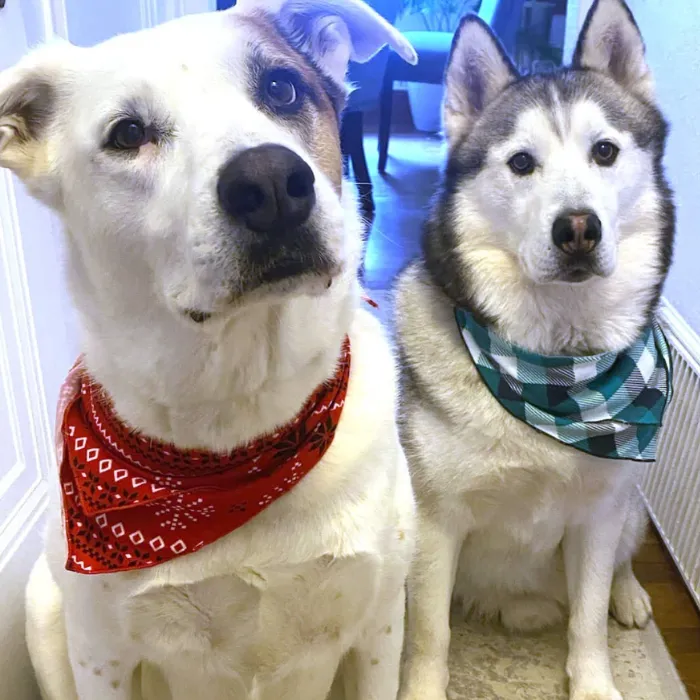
[0, 1, 417, 698]
[395, 1, 674, 698]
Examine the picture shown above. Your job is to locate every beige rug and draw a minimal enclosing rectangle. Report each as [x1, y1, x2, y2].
[447, 613, 688, 699]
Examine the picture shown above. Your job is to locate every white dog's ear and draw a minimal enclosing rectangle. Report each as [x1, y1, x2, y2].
[232, 0, 417, 84]
[0, 71, 54, 177]
[0, 42, 74, 196]
[443, 15, 518, 146]
[572, 0, 653, 100]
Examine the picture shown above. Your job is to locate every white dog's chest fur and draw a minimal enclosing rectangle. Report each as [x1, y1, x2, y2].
[47, 516, 399, 690]
[43, 310, 415, 696]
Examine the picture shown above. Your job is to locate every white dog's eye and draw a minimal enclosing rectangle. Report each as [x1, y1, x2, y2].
[591, 140, 620, 167]
[507, 152, 536, 176]
[107, 118, 150, 150]
[264, 69, 301, 112]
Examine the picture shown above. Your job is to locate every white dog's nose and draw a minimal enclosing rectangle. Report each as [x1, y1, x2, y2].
[217, 145, 316, 234]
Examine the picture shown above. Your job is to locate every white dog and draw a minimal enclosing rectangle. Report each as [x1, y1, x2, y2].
[0, 2, 417, 697]
[395, 1, 674, 699]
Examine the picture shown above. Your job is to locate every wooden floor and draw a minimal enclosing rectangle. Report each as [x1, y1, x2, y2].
[636, 526, 700, 699]
[360, 125, 700, 698]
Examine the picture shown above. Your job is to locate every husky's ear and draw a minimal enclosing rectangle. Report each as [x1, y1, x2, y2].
[572, 0, 652, 100]
[232, 0, 417, 85]
[0, 42, 74, 200]
[443, 15, 518, 146]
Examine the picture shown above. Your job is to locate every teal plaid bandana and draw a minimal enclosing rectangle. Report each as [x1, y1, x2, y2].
[455, 308, 673, 461]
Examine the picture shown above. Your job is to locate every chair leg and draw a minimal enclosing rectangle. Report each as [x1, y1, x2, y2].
[340, 110, 375, 234]
[377, 72, 394, 174]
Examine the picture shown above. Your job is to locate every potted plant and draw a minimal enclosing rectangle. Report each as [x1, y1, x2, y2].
[401, 0, 480, 132]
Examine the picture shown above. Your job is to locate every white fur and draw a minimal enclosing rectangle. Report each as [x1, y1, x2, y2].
[469, 99, 658, 291]
[397, 2, 664, 699]
[0, 3, 416, 698]
[452, 109, 663, 354]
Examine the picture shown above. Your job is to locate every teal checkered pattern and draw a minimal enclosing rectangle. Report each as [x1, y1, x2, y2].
[455, 309, 673, 461]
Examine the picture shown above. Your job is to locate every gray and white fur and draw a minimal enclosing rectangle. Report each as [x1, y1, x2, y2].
[395, 1, 674, 699]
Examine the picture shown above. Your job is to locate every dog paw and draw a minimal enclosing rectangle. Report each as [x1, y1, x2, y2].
[398, 665, 449, 700]
[500, 597, 563, 632]
[398, 689, 448, 700]
[610, 573, 652, 629]
[570, 681, 623, 700]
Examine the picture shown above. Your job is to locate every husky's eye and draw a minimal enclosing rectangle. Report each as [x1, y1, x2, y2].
[592, 140, 619, 166]
[264, 70, 302, 112]
[107, 119, 150, 150]
[508, 152, 535, 176]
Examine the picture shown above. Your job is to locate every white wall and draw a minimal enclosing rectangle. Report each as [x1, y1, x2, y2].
[59, 0, 216, 46]
[62, 0, 146, 45]
[625, 1, 700, 334]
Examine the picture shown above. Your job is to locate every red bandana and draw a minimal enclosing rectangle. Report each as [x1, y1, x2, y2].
[58, 340, 350, 574]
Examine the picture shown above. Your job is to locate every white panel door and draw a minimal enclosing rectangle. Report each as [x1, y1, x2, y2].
[0, 1, 212, 698]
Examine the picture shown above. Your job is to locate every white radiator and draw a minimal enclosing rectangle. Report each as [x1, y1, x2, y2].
[641, 300, 700, 610]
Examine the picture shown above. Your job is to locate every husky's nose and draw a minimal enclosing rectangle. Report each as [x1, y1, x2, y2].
[217, 145, 316, 233]
[551, 211, 602, 255]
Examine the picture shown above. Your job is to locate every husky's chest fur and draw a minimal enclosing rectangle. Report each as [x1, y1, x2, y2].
[396, 263, 641, 545]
